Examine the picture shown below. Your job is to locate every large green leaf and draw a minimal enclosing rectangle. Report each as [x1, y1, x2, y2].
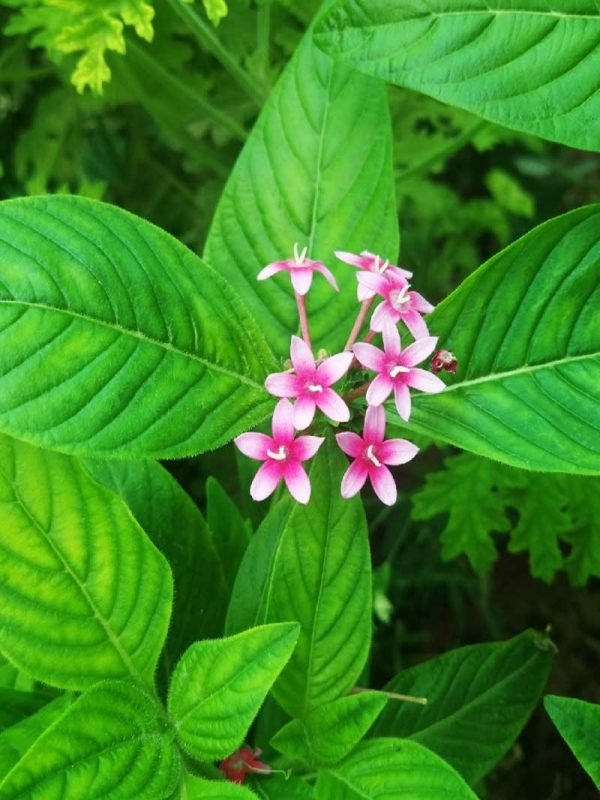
[0, 435, 172, 690]
[0, 195, 275, 459]
[545, 695, 600, 790]
[404, 205, 600, 473]
[83, 458, 228, 682]
[316, 738, 478, 799]
[266, 440, 372, 718]
[206, 477, 251, 589]
[204, 3, 398, 358]
[0, 690, 50, 733]
[248, 776, 314, 800]
[315, 1, 600, 152]
[0, 680, 180, 800]
[373, 630, 555, 784]
[271, 692, 387, 767]
[168, 623, 299, 762]
[185, 775, 258, 799]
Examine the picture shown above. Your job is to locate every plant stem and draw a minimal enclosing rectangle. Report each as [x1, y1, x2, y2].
[256, 3, 271, 78]
[344, 299, 373, 351]
[343, 382, 370, 403]
[351, 686, 428, 705]
[295, 291, 312, 350]
[165, 0, 265, 107]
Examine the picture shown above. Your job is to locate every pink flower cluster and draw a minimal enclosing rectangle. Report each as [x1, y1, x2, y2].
[235, 247, 456, 506]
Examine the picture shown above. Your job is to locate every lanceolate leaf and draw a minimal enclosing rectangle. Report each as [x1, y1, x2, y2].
[316, 738, 478, 799]
[83, 459, 228, 680]
[266, 440, 372, 719]
[316, 1, 600, 152]
[0, 195, 275, 459]
[168, 623, 299, 762]
[373, 630, 555, 784]
[206, 477, 251, 589]
[407, 205, 600, 473]
[0, 681, 181, 800]
[545, 695, 600, 789]
[204, 3, 398, 358]
[0, 435, 172, 690]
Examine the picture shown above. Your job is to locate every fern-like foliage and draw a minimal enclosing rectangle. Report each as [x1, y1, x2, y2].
[412, 453, 599, 585]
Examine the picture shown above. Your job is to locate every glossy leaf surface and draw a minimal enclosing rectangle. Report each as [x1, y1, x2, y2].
[545, 695, 600, 789]
[0, 195, 275, 458]
[316, 0, 600, 151]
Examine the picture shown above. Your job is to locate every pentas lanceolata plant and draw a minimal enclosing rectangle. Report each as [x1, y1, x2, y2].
[235, 247, 455, 506]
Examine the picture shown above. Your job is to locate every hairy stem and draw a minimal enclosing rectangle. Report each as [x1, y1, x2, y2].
[344, 299, 373, 351]
[295, 291, 312, 350]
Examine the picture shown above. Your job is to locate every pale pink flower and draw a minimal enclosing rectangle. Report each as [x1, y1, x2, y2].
[354, 324, 445, 421]
[336, 406, 418, 506]
[335, 250, 412, 301]
[357, 270, 434, 338]
[257, 243, 339, 296]
[235, 399, 324, 504]
[265, 336, 353, 430]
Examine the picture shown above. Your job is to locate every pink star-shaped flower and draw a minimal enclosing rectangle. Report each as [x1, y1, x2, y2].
[219, 746, 271, 785]
[335, 250, 412, 301]
[257, 243, 339, 296]
[357, 270, 434, 339]
[354, 323, 445, 421]
[336, 406, 418, 506]
[265, 336, 353, 430]
[234, 399, 324, 504]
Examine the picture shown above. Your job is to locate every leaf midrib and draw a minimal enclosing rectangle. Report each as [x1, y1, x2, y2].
[0, 299, 265, 390]
[352, 6, 600, 24]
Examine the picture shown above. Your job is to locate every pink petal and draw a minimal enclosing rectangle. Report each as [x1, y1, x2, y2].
[410, 291, 435, 314]
[264, 371, 300, 398]
[290, 267, 313, 295]
[250, 461, 283, 501]
[290, 335, 316, 375]
[379, 438, 420, 466]
[283, 462, 311, 504]
[364, 405, 386, 444]
[401, 309, 429, 339]
[317, 352, 353, 386]
[353, 342, 386, 373]
[357, 282, 375, 302]
[402, 336, 438, 367]
[382, 321, 401, 357]
[256, 262, 286, 281]
[316, 388, 350, 423]
[407, 368, 446, 394]
[293, 395, 316, 430]
[272, 399, 295, 443]
[336, 431, 364, 458]
[234, 432, 272, 461]
[366, 374, 393, 406]
[393, 383, 412, 422]
[314, 263, 339, 292]
[335, 250, 370, 269]
[293, 435, 325, 461]
[371, 302, 398, 333]
[341, 460, 369, 499]
[388, 264, 413, 280]
[357, 271, 389, 296]
[369, 464, 397, 506]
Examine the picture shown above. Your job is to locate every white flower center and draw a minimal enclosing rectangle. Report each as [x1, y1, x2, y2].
[389, 365, 410, 378]
[373, 255, 389, 274]
[365, 444, 382, 468]
[307, 383, 323, 393]
[293, 242, 308, 266]
[390, 286, 410, 310]
[267, 445, 288, 461]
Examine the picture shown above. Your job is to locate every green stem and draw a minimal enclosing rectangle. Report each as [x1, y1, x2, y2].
[165, 0, 265, 107]
[256, 3, 271, 77]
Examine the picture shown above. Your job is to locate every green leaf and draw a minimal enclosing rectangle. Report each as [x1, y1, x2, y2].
[206, 477, 251, 589]
[0, 434, 172, 690]
[545, 695, 600, 790]
[83, 458, 228, 679]
[0, 194, 275, 459]
[373, 630, 555, 784]
[185, 775, 257, 799]
[265, 440, 372, 718]
[0, 696, 72, 782]
[168, 623, 299, 762]
[204, 4, 398, 358]
[315, 1, 600, 152]
[406, 204, 600, 473]
[202, 0, 228, 27]
[0, 690, 50, 733]
[316, 738, 478, 799]
[0, 680, 180, 800]
[561, 477, 600, 585]
[271, 693, 387, 767]
[248, 776, 314, 799]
